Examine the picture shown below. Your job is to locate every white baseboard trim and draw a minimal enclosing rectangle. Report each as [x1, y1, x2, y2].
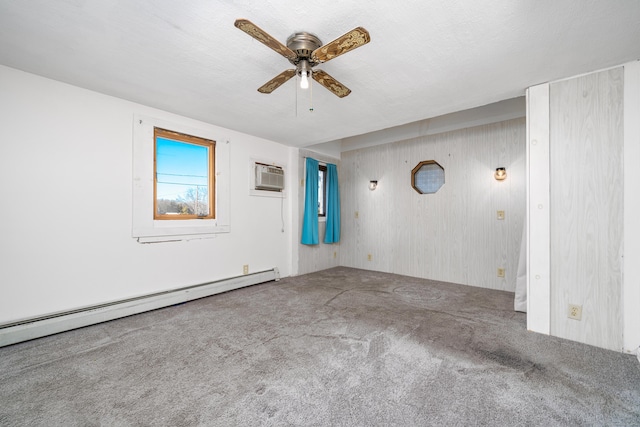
[0, 268, 280, 348]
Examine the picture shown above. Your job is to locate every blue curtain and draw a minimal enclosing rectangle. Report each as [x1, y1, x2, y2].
[324, 163, 340, 243]
[301, 157, 319, 245]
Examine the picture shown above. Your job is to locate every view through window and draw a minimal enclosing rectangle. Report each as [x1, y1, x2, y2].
[318, 164, 327, 217]
[154, 127, 215, 219]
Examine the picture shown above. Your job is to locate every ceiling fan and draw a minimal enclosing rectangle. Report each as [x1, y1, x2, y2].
[234, 19, 370, 98]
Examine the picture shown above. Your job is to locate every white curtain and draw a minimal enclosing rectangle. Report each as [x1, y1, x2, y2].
[514, 224, 527, 312]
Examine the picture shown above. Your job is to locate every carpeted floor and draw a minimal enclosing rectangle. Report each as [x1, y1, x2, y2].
[1, 267, 639, 426]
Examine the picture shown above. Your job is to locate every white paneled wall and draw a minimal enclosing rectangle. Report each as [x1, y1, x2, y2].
[527, 61, 640, 353]
[339, 119, 526, 291]
[549, 67, 624, 351]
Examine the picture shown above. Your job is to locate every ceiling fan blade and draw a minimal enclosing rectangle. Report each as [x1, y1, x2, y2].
[312, 70, 351, 98]
[258, 69, 296, 94]
[234, 19, 297, 61]
[311, 27, 370, 63]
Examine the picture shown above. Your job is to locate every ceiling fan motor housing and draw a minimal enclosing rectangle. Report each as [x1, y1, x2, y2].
[286, 32, 322, 67]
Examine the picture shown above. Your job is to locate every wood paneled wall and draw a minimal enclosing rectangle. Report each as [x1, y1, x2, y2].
[339, 119, 526, 291]
[549, 68, 624, 351]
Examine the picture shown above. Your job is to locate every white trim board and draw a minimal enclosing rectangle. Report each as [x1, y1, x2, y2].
[623, 60, 640, 353]
[526, 83, 551, 335]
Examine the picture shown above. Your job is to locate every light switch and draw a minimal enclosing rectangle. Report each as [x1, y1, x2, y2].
[497, 210, 505, 220]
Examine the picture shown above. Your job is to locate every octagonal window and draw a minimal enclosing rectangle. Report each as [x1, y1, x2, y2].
[411, 160, 444, 194]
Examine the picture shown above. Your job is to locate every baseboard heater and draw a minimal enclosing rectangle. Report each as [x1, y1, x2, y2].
[0, 268, 280, 348]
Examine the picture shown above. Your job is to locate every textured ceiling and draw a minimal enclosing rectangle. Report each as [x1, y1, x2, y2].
[1, 1, 640, 147]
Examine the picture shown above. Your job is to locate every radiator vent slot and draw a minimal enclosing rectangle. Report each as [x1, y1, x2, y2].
[255, 164, 285, 191]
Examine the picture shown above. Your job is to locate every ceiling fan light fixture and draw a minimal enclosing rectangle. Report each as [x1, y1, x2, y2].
[298, 60, 311, 89]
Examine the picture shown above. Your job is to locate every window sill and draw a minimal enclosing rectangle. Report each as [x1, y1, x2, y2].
[133, 220, 230, 243]
[136, 232, 223, 244]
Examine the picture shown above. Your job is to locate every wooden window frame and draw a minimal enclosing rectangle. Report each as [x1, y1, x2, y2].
[153, 127, 215, 220]
[411, 160, 445, 194]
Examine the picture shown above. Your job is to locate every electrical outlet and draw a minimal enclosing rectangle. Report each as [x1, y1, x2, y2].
[243, 265, 249, 275]
[497, 268, 505, 277]
[568, 304, 582, 320]
[497, 210, 505, 220]
[367, 254, 372, 261]
[355, 211, 359, 219]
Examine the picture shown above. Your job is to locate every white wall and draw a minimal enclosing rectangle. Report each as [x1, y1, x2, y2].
[338, 119, 526, 291]
[0, 65, 293, 324]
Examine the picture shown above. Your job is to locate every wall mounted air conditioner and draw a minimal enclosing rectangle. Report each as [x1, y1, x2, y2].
[255, 164, 285, 191]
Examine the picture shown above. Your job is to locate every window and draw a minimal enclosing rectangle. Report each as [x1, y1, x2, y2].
[411, 160, 445, 194]
[302, 158, 340, 245]
[132, 115, 230, 243]
[318, 164, 327, 217]
[154, 128, 215, 220]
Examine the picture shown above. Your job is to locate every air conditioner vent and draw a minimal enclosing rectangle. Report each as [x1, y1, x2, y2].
[255, 164, 285, 191]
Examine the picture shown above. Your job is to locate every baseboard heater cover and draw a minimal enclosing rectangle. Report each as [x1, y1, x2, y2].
[0, 268, 280, 348]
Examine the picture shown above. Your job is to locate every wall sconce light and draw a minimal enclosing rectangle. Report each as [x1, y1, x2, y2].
[494, 167, 507, 181]
[369, 180, 378, 191]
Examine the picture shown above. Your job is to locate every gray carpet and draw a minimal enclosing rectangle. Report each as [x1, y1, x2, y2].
[1, 267, 639, 426]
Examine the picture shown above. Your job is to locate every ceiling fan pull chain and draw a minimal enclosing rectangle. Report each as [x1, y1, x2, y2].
[309, 78, 314, 112]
